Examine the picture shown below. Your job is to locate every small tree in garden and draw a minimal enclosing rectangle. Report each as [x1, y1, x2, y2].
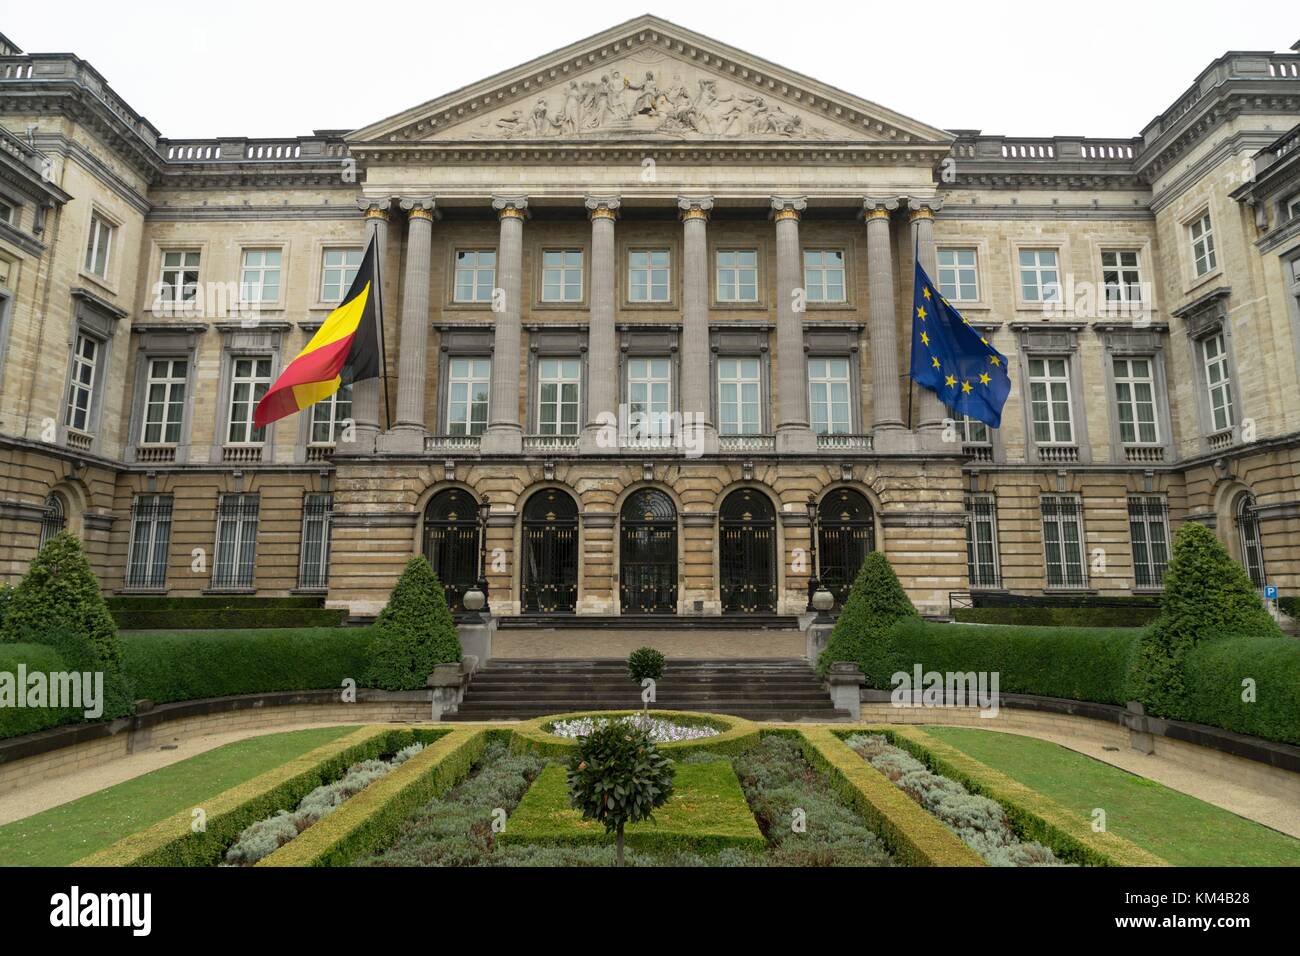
[2, 532, 123, 668]
[816, 551, 918, 680]
[626, 646, 665, 713]
[365, 557, 462, 691]
[1129, 521, 1280, 718]
[567, 720, 675, 866]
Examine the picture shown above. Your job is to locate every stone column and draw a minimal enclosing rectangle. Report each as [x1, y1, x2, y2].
[581, 196, 619, 453]
[340, 198, 391, 456]
[481, 196, 527, 455]
[679, 196, 717, 454]
[864, 198, 909, 451]
[772, 197, 816, 454]
[909, 198, 947, 443]
[383, 197, 437, 453]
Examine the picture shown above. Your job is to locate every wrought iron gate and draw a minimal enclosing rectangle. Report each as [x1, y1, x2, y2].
[619, 488, 678, 614]
[817, 487, 876, 606]
[719, 488, 777, 614]
[422, 488, 479, 612]
[521, 488, 579, 614]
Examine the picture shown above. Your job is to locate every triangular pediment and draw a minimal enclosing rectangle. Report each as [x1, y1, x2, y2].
[348, 15, 952, 148]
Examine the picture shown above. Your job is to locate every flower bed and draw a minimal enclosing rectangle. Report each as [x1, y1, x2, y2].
[549, 714, 721, 743]
[510, 710, 758, 759]
[844, 733, 1069, 867]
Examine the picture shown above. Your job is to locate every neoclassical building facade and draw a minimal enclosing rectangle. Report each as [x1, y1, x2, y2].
[0, 18, 1298, 618]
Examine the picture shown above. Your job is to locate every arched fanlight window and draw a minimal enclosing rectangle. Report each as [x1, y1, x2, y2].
[39, 493, 66, 548]
[1236, 493, 1266, 588]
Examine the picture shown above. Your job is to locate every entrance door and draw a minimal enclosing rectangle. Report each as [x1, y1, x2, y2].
[719, 488, 777, 613]
[521, 488, 579, 614]
[817, 487, 875, 607]
[619, 488, 678, 614]
[422, 488, 479, 612]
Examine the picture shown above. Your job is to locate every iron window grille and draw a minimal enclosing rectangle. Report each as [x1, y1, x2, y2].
[1041, 494, 1088, 589]
[1236, 494, 1266, 589]
[1127, 495, 1170, 589]
[212, 493, 260, 590]
[38, 494, 66, 548]
[298, 493, 333, 590]
[964, 493, 1001, 589]
[126, 494, 173, 589]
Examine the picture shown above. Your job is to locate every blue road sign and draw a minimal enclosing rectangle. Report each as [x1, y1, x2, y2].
[1264, 585, 1278, 600]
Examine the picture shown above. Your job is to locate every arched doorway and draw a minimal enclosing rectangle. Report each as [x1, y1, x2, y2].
[521, 488, 579, 614]
[1235, 492, 1266, 588]
[719, 488, 777, 614]
[817, 487, 876, 607]
[619, 488, 678, 614]
[422, 489, 480, 613]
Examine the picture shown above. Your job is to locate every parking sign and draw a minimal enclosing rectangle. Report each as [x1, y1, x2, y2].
[1264, 585, 1278, 600]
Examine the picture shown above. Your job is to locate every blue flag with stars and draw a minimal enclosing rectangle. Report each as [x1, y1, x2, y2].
[910, 261, 1011, 428]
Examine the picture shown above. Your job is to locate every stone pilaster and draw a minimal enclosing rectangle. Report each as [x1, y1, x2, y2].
[339, 198, 391, 456]
[771, 197, 816, 454]
[910, 197, 947, 445]
[481, 196, 527, 455]
[679, 196, 718, 454]
[864, 198, 907, 450]
[382, 197, 437, 453]
[581, 196, 620, 453]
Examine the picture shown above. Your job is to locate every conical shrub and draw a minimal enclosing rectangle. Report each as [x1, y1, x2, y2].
[364, 557, 462, 690]
[817, 551, 918, 680]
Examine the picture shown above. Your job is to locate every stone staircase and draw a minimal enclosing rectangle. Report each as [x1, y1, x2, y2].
[446, 657, 847, 722]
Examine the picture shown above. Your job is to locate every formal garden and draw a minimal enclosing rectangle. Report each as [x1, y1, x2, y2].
[0, 523, 1298, 867]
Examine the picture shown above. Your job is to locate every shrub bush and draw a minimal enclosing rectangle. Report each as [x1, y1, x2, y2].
[1179, 636, 1300, 745]
[954, 606, 1158, 628]
[364, 558, 462, 691]
[0, 643, 81, 739]
[111, 608, 348, 630]
[2, 533, 123, 668]
[627, 646, 666, 685]
[817, 551, 918, 676]
[1128, 522, 1280, 718]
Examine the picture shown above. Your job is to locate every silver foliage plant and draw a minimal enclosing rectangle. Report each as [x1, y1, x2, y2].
[550, 714, 720, 743]
[843, 734, 1070, 867]
[224, 742, 425, 866]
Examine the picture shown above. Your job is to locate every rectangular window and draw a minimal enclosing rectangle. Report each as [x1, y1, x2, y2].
[1287, 194, 1300, 222]
[938, 248, 979, 302]
[227, 356, 272, 444]
[0, 198, 14, 225]
[1128, 495, 1170, 589]
[1112, 357, 1159, 445]
[964, 493, 1000, 589]
[717, 357, 762, 435]
[157, 250, 200, 306]
[453, 250, 496, 303]
[212, 493, 259, 590]
[125, 494, 173, 590]
[240, 249, 282, 304]
[1202, 332, 1234, 432]
[628, 249, 670, 302]
[1028, 357, 1073, 444]
[627, 357, 672, 438]
[807, 357, 852, 435]
[1190, 212, 1217, 277]
[65, 332, 99, 432]
[141, 358, 188, 445]
[321, 248, 362, 302]
[1018, 249, 1061, 303]
[84, 214, 114, 279]
[716, 249, 758, 302]
[536, 358, 581, 435]
[298, 493, 332, 590]
[1041, 494, 1088, 588]
[310, 380, 353, 445]
[1101, 250, 1143, 304]
[541, 250, 583, 302]
[948, 408, 989, 444]
[803, 250, 845, 303]
[447, 357, 491, 436]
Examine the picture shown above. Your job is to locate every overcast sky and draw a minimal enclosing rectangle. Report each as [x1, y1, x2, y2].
[5, 0, 1296, 140]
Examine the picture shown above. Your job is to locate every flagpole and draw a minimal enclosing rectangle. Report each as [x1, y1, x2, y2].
[373, 233, 393, 430]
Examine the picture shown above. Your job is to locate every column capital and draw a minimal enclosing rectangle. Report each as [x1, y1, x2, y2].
[770, 196, 807, 221]
[906, 196, 944, 220]
[492, 196, 529, 220]
[677, 195, 714, 220]
[399, 197, 439, 221]
[862, 197, 901, 221]
[585, 196, 621, 220]
[358, 197, 395, 220]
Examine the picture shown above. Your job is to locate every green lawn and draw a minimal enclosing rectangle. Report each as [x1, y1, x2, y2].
[923, 726, 1300, 867]
[0, 725, 359, 867]
[501, 760, 766, 853]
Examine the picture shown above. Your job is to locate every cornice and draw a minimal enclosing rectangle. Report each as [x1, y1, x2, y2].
[347, 142, 948, 167]
[146, 203, 364, 222]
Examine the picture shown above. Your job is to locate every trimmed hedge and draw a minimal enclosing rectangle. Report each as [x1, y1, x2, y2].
[120, 628, 373, 704]
[106, 596, 326, 611]
[791, 727, 985, 867]
[954, 605, 1159, 628]
[817, 551, 918, 676]
[364, 557, 462, 691]
[1179, 636, 1300, 746]
[847, 618, 1142, 705]
[112, 608, 348, 630]
[882, 726, 1168, 867]
[0, 643, 83, 739]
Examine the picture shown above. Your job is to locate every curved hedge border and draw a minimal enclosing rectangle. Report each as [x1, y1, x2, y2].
[880, 726, 1168, 867]
[791, 727, 985, 867]
[507, 710, 760, 759]
[259, 728, 493, 867]
[72, 725, 447, 867]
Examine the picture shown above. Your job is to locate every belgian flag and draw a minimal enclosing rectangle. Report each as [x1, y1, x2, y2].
[254, 234, 383, 429]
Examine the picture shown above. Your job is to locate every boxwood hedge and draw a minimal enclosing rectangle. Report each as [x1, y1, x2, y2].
[1178, 636, 1300, 745]
[953, 605, 1159, 628]
[0, 643, 84, 739]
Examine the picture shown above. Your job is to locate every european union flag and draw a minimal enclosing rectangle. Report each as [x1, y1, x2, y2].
[909, 261, 1011, 428]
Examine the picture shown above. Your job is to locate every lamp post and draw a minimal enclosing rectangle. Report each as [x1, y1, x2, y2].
[475, 494, 492, 616]
[805, 494, 820, 613]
